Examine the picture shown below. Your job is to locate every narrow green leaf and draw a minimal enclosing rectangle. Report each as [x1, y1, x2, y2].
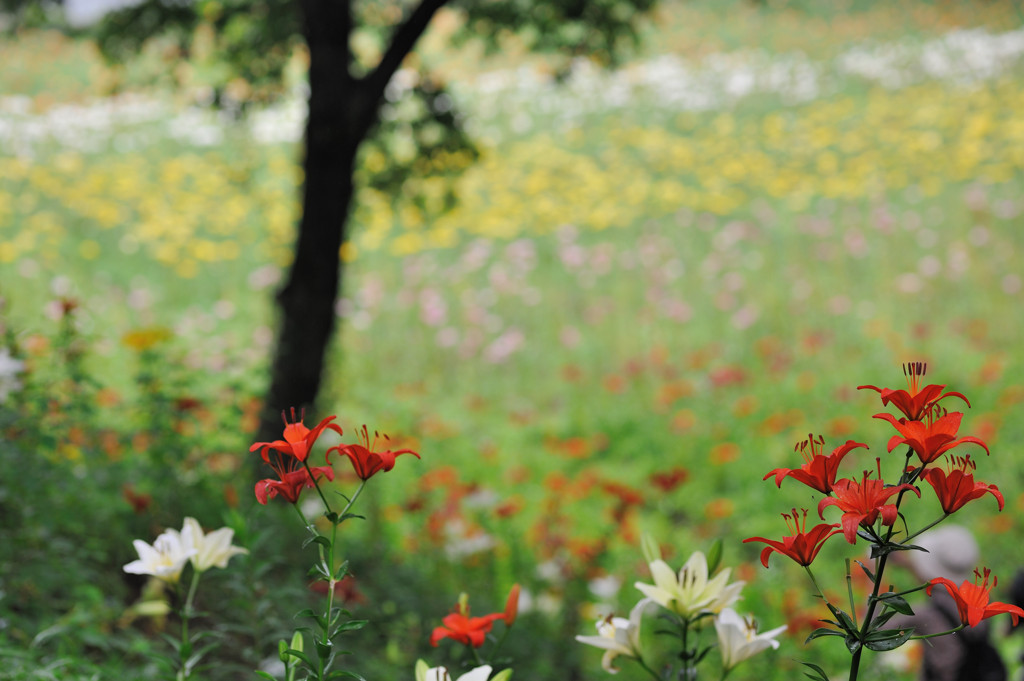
[876, 592, 914, 615]
[333, 620, 368, 635]
[805, 627, 845, 643]
[845, 636, 862, 654]
[255, 672, 277, 680]
[326, 671, 366, 681]
[870, 610, 899, 630]
[283, 648, 315, 668]
[865, 628, 915, 651]
[303, 534, 332, 550]
[308, 563, 331, 579]
[801, 662, 831, 681]
[825, 603, 857, 634]
[854, 560, 876, 584]
[158, 632, 183, 653]
[871, 541, 923, 559]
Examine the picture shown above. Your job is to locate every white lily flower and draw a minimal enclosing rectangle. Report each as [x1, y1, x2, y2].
[576, 598, 650, 673]
[714, 608, 787, 671]
[415, 661, 507, 681]
[635, 551, 744, 618]
[123, 528, 197, 583]
[181, 517, 248, 572]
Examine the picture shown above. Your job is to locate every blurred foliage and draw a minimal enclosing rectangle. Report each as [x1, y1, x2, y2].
[361, 73, 479, 215]
[1, 0, 659, 214]
[453, 0, 657, 71]
[93, 0, 302, 107]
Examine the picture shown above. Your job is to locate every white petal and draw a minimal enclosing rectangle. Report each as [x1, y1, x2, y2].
[634, 581, 672, 609]
[456, 666, 493, 681]
[131, 539, 159, 564]
[681, 551, 709, 587]
[649, 560, 680, 594]
[576, 635, 631, 654]
[601, 649, 622, 673]
[423, 667, 450, 681]
[123, 559, 154, 576]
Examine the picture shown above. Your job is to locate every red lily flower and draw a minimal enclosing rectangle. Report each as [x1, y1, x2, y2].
[249, 408, 343, 463]
[744, 508, 842, 567]
[818, 467, 919, 543]
[920, 455, 1004, 515]
[928, 568, 1024, 628]
[430, 594, 506, 647]
[875, 411, 989, 465]
[329, 425, 420, 481]
[255, 465, 335, 505]
[250, 409, 337, 505]
[858, 362, 969, 421]
[763, 434, 868, 495]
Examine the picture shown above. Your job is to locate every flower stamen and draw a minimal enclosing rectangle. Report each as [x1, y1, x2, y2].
[795, 434, 825, 464]
[903, 361, 927, 395]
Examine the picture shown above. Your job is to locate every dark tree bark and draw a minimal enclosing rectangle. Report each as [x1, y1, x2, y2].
[257, 0, 449, 443]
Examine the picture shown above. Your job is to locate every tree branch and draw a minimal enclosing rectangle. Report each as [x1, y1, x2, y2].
[363, 0, 450, 110]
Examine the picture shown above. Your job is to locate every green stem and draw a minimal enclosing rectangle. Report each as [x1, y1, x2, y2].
[338, 481, 367, 519]
[177, 569, 202, 680]
[323, 520, 339, 646]
[635, 654, 665, 681]
[303, 460, 334, 515]
[679, 615, 699, 680]
[911, 624, 964, 640]
[318, 482, 366, 673]
[846, 559, 858, 624]
[849, 448, 916, 681]
[489, 620, 512, 660]
[803, 565, 830, 605]
[292, 501, 310, 529]
[874, 582, 928, 601]
[901, 514, 949, 545]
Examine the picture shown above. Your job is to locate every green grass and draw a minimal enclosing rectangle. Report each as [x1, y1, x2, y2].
[3, 3, 1024, 680]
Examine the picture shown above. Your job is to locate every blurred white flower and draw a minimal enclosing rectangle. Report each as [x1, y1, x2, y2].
[180, 517, 248, 573]
[576, 598, 650, 673]
[123, 528, 197, 583]
[415, 661, 507, 681]
[0, 347, 25, 403]
[714, 608, 786, 671]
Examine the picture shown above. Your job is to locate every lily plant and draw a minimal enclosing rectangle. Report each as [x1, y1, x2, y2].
[746, 363, 1022, 681]
[250, 409, 420, 681]
[123, 517, 248, 680]
[577, 535, 785, 680]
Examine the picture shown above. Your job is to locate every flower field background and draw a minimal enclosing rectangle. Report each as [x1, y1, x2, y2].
[2, 1, 1024, 679]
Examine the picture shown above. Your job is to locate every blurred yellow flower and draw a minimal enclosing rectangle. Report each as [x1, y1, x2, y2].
[121, 327, 173, 351]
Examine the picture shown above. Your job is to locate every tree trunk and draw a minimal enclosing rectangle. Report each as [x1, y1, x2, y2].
[256, 0, 360, 444]
[256, 0, 449, 447]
